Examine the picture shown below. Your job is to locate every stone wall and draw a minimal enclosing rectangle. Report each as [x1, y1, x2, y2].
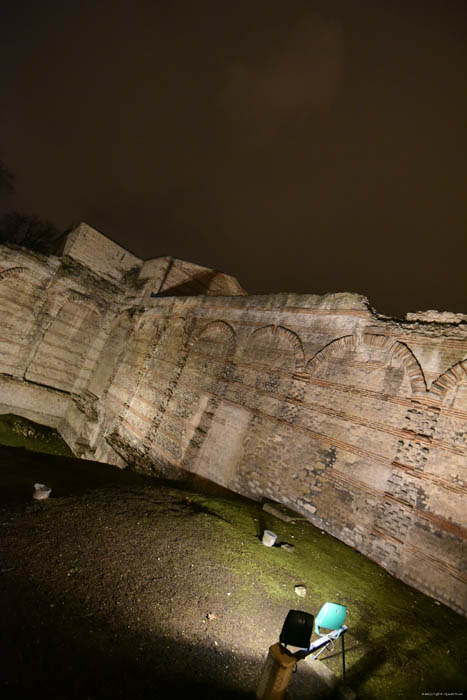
[1, 224, 466, 617]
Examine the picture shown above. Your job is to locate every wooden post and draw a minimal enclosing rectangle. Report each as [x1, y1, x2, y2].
[256, 643, 297, 700]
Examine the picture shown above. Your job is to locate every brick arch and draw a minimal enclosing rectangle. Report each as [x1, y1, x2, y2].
[25, 289, 106, 393]
[306, 333, 427, 397]
[306, 334, 357, 369]
[140, 319, 237, 470]
[248, 324, 275, 340]
[88, 310, 135, 402]
[276, 326, 306, 370]
[387, 340, 427, 396]
[63, 290, 105, 316]
[189, 320, 236, 359]
[46, 289, 105, 319]
[0, 266, 35, 376]
[361, 333, 395, 351]
[245, 324, 305, 372]
[0, 266, 29, 281]
[429, 359, 467, 402]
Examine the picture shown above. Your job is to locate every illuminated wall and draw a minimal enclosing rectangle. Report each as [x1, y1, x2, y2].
[0, 223, 465, 617]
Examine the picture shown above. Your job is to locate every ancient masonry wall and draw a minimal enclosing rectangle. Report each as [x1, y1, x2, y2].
[1, 224, 466, 617]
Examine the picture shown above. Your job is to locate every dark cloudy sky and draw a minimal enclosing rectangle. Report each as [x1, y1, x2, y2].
[2, 0, 466, 316]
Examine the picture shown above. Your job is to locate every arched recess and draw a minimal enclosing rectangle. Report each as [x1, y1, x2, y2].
[174, 320, 237, 417]
[148, 319, 237, 470]
[25, 291, 103, 393]
[306, 334, 357, 369]
[276, 326, 306, 371]
[101, 316, 162, 452]
[242, 324, 305, 373]
[0, 266, 39, 377]
[182, 320, 253, 484]
[45, 289, 105, 321]
[306, 333, 427, 397]
[188, 320, 237, 360]
[384, 339, 426, 397]
[87, 310, 134, 401]
[426, 358, 467, 462]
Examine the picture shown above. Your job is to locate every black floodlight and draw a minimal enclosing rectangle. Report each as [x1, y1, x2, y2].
[279, 609, 314, 649]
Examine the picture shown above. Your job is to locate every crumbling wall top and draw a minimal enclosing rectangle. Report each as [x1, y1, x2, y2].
[140, 256, 247, 298]
[406, 310, 467, 324]
[61, 222, 142, 284]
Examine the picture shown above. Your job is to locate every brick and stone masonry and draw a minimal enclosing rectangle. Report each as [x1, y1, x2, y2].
[1, 222, 466, 616]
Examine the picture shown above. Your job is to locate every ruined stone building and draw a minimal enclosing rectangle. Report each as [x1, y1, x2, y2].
[1, 223, 466, 616]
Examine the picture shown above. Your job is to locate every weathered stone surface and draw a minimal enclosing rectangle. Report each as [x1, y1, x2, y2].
[140, 256, 247, 298]
[406, 310, 467, 324]
[0, 223, 466, 617]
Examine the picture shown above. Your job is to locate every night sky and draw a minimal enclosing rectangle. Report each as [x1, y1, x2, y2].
[2, 0, 466, 317]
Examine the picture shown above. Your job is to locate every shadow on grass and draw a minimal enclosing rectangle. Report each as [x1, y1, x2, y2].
[181, 497, 231, 522]
[344, 635, 391, 687]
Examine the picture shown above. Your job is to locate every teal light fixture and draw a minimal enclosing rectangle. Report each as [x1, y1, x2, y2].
[257, 602, 349, 699]
[311, 601, 348, 683]
[315, 602, 347, 635]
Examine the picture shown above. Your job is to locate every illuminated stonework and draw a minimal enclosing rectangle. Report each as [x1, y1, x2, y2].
[1, 222, 466, 616]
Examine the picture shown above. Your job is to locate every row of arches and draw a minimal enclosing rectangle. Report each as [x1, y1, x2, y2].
[94, 315, 466, 464]
[0, 266, 109, 392]
[1, 264, 465, 405]
[95, 314, 463, 478]
[187, 320, 466, 404]
[0, 265, 109, 324]
[68, 308, 467, 617]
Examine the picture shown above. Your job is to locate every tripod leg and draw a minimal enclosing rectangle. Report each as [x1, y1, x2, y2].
[341, 634, 346, 685]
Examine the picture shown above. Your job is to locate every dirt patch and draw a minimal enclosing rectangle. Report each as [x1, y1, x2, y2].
[1, 485, 261, 698]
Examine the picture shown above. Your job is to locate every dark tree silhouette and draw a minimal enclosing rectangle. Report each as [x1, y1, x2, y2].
[0, 211, 61, 253]
[0, 160, 15, 193]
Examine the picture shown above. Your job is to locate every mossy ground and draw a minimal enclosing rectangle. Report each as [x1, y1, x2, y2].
[0, 415, 466, 699]
[0, 413, 73, 456]
[190, 495, 467, 698]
